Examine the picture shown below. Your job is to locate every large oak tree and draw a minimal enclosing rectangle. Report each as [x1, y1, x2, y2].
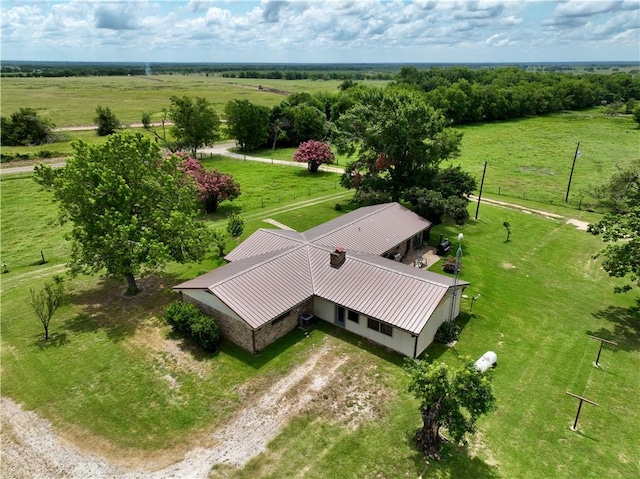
[46, 132, 210, 294]
[406, 358, 495, 459]
[333, 87, 462, 202]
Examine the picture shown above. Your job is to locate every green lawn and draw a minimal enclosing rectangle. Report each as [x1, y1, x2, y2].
[1, 161, 638, 477]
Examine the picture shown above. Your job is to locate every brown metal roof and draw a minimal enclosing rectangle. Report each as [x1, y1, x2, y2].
[309, 247, 466, 334]
[212, 246, 313, 329]
[224, 229, 305, 262]
[175, 203, 463, 335]
[306, 202, 431, 255]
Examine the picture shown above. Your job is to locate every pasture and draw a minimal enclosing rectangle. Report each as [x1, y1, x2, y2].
[0, 75, 352, 126]
[1, 75, 638, 477]
[1, 151, 638, 478]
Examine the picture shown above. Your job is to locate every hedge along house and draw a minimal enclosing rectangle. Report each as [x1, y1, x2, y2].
[174, 203, 468, 358]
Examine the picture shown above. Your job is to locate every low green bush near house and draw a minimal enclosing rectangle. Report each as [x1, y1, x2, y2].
[165, 301, 220, 352]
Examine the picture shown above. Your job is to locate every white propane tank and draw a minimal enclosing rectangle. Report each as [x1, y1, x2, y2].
[474, 351, 497, 373]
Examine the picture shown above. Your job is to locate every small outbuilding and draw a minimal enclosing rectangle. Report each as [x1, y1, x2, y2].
[174, 202, 468, 358]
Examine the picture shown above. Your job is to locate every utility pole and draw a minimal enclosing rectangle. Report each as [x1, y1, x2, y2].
[565, 142, 581, 202]
[448, 233, 464, 321]
[475, 161, 487, 220]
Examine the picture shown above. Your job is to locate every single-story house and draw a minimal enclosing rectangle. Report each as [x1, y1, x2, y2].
[174, 202, 468, 358]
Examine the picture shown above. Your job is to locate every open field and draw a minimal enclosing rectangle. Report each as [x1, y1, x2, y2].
[3, 75, 637, 210]
[0, 75, 357, 127]
[455, 110, 639, 208]
[1, 153, 638, 478]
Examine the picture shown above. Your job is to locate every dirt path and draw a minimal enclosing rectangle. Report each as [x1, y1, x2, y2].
[0, 341, 346, 478]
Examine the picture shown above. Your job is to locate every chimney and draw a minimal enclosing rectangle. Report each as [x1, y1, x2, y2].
[330, 246, 346, 268]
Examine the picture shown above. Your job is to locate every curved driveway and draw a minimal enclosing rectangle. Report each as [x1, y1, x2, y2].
[0, 143, 345, 176]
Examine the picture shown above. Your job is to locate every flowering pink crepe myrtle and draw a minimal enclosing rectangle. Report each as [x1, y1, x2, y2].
[178, 155, 241, 213]
[293, 140, 335, 173]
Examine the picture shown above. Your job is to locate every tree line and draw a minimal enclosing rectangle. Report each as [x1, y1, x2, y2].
[394, 66, 640, 123]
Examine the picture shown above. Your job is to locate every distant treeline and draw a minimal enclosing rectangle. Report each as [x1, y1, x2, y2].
[1, 60, 638, 80]
[392, 66, 640, 123]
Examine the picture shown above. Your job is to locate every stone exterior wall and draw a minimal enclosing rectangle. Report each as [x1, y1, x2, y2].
[183, 295, 255, 353]
[254, 298, 313, 352]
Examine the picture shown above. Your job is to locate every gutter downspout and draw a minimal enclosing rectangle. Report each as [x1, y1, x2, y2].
[413, 334, 418, 359]
[252, 328, 256, 354]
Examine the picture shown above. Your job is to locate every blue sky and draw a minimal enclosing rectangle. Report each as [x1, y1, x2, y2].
[2, 1, 639, 63]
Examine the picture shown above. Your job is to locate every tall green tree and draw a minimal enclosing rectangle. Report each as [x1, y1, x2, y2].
[169, 95, 220, 157]
[224, 99, 270, 151]
[94, 106, 120, 136]
[334, 87, 462, 202]
[588, 160, 640, 298]
[405, 358, 496, 458]
[45, 132, 209, 294]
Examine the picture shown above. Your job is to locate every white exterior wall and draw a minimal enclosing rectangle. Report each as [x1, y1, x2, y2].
[180, 289, 243, 321]
[313, 297, 417, 357]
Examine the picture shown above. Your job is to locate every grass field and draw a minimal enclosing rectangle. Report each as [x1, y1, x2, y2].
[455, 110, 639, 209]
[0, 75, 358, 127]
[1, 151, 638, 478]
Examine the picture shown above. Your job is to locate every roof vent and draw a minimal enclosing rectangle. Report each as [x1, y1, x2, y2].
[330, 246, 346, 268]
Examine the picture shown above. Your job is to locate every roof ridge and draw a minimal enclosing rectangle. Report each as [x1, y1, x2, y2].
[307, 202, 394, 242]
[209, 244, 305, 289]
[344, 252, 455, 287]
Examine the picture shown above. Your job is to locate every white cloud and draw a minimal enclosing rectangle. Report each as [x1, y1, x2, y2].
[1, 1, 638, 63]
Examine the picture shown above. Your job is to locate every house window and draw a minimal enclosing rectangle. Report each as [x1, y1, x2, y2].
[348, 310, 359, 323]
[380, 323, 393, 337]
[367, 318, 393, 337]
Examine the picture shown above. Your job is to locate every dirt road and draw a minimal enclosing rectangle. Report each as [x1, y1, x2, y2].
[1, 341, 346, 479]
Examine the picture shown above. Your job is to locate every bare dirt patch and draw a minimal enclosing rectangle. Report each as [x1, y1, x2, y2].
[0, 338, 350, 479]
[502, 262, 517, 269]
[566, 218, 590, 231]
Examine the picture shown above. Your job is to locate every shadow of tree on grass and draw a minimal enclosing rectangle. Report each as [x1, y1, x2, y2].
[63, 273, 180, 343]
[589, 304, 640, 352]
[405, 430, 501, 479]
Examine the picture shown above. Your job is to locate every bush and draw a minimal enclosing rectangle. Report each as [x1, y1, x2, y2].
[190, 314, 221, 353]
[165, 301, 221, 353]
[334, 203, 343, 211]
[94, 106, 120, 136]
[165, 301, 197, 335]
[435, 320, 459, 343]
[1, 108, 54, 146]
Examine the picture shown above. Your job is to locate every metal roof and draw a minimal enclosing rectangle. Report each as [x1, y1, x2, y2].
[174, 203, 464, 335]
[306, 202, 431, 255]
[224, 229, 305, 262]
[309, 247, 466, 335]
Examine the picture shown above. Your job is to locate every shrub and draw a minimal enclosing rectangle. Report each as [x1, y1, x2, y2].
[165, 301, 200, 335]
[94, 106, 120, 136]
[165, 301, 221, 353]
[190, 314, 221, 353]
[435, 320, 459, 343]
[334, 203, 343, 211]
[1, 108, 55, 146]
